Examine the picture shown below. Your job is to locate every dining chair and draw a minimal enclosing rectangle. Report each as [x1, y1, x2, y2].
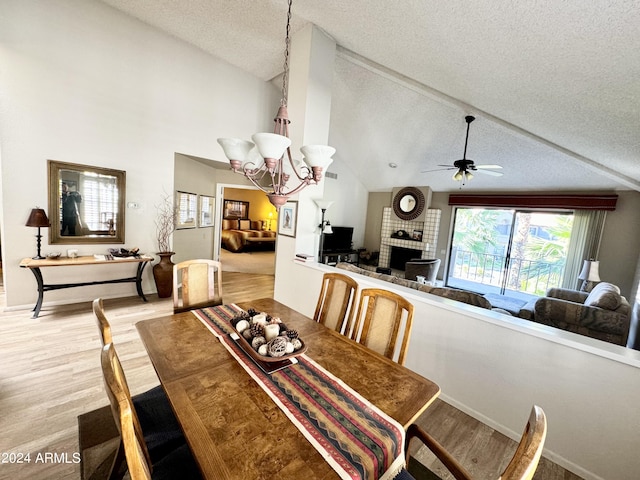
[173, 259, 223, 313]
[96, 315, 187, 480]
[93, 297, 173, 439]
[349, 288, 414, 365]
[399, 405, 547, 480]
[93, 297, 113, 345]
[102, 344, 202, 480]
[313, 272, 358, 335]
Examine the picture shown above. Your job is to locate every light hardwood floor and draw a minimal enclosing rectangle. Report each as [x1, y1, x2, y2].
[0, 271, 581, 480]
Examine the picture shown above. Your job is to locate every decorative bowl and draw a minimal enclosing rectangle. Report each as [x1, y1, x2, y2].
[46, 252, 62, 259]
[231, 312, 307, 363]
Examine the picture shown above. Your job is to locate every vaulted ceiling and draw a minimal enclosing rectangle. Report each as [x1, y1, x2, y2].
[100, 0, 640, 193]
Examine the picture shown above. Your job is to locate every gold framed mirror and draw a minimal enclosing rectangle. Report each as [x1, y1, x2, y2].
[48, 160, 126, 244]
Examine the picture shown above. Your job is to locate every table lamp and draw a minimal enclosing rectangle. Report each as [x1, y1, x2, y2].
[26, 208, 50, 259]
[578, 259, 600, 292]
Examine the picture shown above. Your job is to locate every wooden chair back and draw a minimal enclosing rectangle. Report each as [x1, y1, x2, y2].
[120, 402, 153, 480]
[499, 405, 547, 480]
[313, 272, 358, 335]
[93, 298, 112, 345]
[405, 405, 547, 480]
[350, 288, 414, 365]
[100, 343, 152, 472]
[173, 259, 223, 313]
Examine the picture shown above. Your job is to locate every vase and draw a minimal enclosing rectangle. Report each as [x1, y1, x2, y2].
[153, 252, 175, 298]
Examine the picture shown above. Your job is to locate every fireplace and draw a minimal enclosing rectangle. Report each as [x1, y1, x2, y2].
[390, 246, 421, 271]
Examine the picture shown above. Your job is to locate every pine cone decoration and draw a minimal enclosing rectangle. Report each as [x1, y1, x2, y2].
[286, 329, 299, 340]
[231, 312, 249, 326]
[247, 308, 258, 317]
[278, 323, 288, 333]
[250, 323, 264, 338]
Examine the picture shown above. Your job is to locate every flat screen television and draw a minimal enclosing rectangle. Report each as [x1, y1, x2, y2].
[322, 226, 354, 252]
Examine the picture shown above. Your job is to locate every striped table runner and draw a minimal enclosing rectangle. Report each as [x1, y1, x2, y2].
[193, 304, 406, 480]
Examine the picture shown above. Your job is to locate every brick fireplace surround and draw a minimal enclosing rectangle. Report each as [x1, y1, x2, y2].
[379, 207, 441, 269]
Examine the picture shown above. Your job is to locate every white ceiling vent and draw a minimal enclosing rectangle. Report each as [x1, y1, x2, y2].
[325, 172, 338, 180]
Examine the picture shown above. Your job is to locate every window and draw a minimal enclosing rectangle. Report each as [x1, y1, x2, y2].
[448, 208, 574, 296]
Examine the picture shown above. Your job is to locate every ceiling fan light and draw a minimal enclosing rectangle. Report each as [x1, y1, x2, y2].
[453, 170, 463, 181]
[466, 172, 474, 180]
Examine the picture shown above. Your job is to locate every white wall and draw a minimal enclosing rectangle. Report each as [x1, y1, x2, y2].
[285, 262, 640, 480]
[173, 154, 219, 263]
[322, 158, 369, 249]
[0, 0, 278, 308]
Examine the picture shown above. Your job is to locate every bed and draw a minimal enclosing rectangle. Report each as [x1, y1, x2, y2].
[221, 218, 277, 252]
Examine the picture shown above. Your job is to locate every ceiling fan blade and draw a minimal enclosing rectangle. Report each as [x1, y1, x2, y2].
[475, 164, 503, 170]
[475, 169, 503, 176]
[421, 167, 455, 173]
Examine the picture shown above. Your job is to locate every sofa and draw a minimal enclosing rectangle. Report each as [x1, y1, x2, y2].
[528, 282, 631, 346]
[221, 218, 276, 253]
[336, 263, 493, 310]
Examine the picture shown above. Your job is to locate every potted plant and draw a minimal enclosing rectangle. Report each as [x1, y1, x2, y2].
[153, 193, 178, 298]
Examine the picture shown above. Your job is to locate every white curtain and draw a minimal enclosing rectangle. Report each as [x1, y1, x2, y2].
[562, 210, 607, 289]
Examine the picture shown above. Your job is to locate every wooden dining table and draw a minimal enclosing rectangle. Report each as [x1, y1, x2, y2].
[136, 298, 440, 480]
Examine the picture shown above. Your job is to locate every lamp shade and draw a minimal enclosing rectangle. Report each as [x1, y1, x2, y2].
[323, 222, 333, 234]
[26, 208, 50, 227]
[314, 200, 334, 210]
[217, 138, 255, 162]
[578, 260, 600, 282]
[251, 133, 291, 160]
[301, 145, 335, 168]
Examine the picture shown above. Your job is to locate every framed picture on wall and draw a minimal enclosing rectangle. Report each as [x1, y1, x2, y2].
[223, 199, 249, 219]
[198, 195, 214, 227]
[176, 191, 197, 229]
[278, 200, 298, 238]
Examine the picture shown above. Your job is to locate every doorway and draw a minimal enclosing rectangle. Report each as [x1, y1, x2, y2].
[218, 185, 277, 275]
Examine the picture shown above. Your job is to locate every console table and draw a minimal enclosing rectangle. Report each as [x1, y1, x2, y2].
[20, 255, 153, 318]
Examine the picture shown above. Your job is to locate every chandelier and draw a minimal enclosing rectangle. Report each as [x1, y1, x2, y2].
[217, 0, 335, 209]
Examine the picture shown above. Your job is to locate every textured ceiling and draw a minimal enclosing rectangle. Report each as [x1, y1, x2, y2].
[99, 0, 640, 193]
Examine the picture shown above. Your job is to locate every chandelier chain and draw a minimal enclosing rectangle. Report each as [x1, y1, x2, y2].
[281, 0, 293, 106]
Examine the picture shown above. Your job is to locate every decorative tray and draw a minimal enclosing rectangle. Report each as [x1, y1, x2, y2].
[230, 309, 307, 364]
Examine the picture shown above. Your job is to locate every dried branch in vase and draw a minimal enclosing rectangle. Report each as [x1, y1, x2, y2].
[155, 193, 178, 253]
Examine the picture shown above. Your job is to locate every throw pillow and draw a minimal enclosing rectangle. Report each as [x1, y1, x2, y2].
[239, 219, 251, 230]
[222, 219, 237, 230]
[584, 282, 621, 310]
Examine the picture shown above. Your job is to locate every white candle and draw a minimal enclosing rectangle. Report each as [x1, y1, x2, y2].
[252, 314, 267, 326]
[264, 324, 280, 341]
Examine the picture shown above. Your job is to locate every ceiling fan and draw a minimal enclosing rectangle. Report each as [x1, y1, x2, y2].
[422, 115, 503, 185]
